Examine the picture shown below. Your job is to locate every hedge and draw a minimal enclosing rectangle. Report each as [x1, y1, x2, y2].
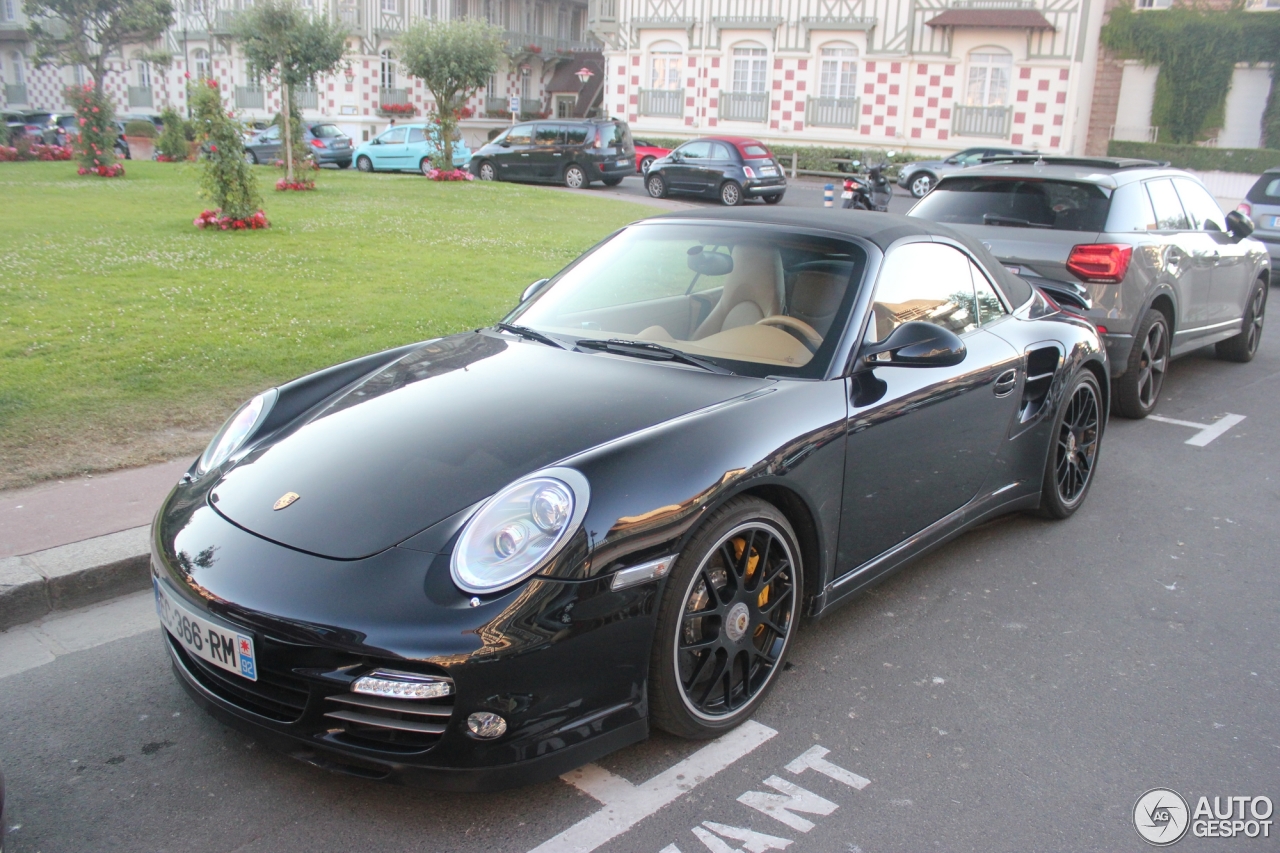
[634, 136, 923, 175]
[1107, 140, 1280, 175]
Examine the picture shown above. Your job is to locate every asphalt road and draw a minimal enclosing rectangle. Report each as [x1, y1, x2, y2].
[2, 302, 1278, 852]
[597, 173, 919, 214]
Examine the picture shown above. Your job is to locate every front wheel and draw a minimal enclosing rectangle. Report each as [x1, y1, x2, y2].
[563, 163, 587, 189]
[477, 160, 496, 181]
[647, 173, 668, 198]
[356, 156, 373, 173]
[245, 150, 258, 165]
[720, 181, 743, 206]
[419, 157, 433, 176]
[1037, 369, 1103, 519]
[1216, 278, 1267, 363]
[1114, 308, 1169, 419]
[908, 171, 933, 198]
[649, 496, 802, 738]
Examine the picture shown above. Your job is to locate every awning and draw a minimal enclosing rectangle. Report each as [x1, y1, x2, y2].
[925, 9, 1055, 29]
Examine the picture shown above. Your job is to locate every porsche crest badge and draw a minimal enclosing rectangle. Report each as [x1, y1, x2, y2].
[273, 492, 300, 511]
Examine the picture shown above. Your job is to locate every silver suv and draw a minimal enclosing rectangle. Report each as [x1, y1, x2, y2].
[909, 156, 1271, 418]
[1239, 167, 1280, 269]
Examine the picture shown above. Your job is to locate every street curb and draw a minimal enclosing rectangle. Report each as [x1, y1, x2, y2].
[0, 526, 151, 631]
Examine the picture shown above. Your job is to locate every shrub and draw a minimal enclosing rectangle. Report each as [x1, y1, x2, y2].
[65, 84, 121, 176]
[124, 119, 158, 138]
[155, 108, 191, 160]
[190, 79, 262, 223]
[1106, 141, 1280, 175]
[0, 122, 9, 146]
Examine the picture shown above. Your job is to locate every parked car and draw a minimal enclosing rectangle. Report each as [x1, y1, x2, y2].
[633, 138, 671, 175]
[245, 122, 354, 168]
[897, 146, 1038, 199]
[3, 110, 46, 143]
[119, 112, 164, 132]
[151, 207, 1106, 790]
[470, 118, 635, 188]
[1237, 167, 1280, 268]
[645, 137, 786, 206]
[910, 155, 1270, 418]
[1, 763, 6, 853]
[353, 123, 471, 174]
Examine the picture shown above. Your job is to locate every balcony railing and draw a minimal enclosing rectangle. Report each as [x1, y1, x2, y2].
[337, 5, 362, 27]
[1110, 124, 1159, 143]
[952, 104, 1012, 138]
[719, 90, 768, 123]
[235, 86, 265, 109]
[4, 83, 27, 105]
[638, 88, 683, 118]
[213, 8, 241, 32]
[806, 96, 859, 128]
[296, 88, 319, 110]
[502, 31, 597, 54]
[128, 86, 154, 108]
[380, 87, 409, 105]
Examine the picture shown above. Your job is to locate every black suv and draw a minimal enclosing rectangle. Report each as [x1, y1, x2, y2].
[469, 118, 636, 188]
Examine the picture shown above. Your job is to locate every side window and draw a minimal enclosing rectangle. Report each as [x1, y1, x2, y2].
[564, 125, 589, 145]
[710, 142, 734, 160]
[867, 243, 978, 343]
[534, 124, 563, 146]
[1172, 178, 1227, 233]
[407, 127, 426, 143]
[262, 126, 280, 141]
[506, 124, 533, 145]
[678, 141, 712, 159]
[969, 261, 1008, 325]
[380, 127, 407, 144]
[1105, 183, 1157, 232]
[1145, 178, 1190, 230]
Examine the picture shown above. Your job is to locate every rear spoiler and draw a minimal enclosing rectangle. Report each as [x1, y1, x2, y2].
[1019, 274, 1092, 312]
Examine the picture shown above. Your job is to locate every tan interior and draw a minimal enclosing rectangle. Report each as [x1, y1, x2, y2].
[691, 243, 784, 339]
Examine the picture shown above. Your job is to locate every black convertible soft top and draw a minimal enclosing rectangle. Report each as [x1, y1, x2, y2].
[653, 207, 1033, 308]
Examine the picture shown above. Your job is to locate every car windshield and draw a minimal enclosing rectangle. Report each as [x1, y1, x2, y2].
[912, 176, 1112, 232]
[310, 124, 343, 138]
[510, 223, 867, 379]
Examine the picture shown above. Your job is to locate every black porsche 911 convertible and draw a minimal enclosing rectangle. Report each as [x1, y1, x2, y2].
[152, 209, 1108, 790]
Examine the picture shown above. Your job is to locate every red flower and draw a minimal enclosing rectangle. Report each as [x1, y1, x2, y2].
[210, 144, 218, 153]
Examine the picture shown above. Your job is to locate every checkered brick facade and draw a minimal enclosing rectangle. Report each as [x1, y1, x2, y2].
[1010, 65, 1070, 151]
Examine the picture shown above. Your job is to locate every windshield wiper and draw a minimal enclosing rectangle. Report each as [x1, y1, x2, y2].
[576, 339, 730, 374]
[982, 214, 1053, 229]
[493, 322, 575, 351]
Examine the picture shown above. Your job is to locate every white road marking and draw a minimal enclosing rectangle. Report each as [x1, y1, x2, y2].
[693, 822, 794, 852]
[737, 777, 836, 832]
[1147, 413, 1246, 446]
[530, 720, 778, 853]
[0, 589, 156, 680]
[783, 746, 871, 790]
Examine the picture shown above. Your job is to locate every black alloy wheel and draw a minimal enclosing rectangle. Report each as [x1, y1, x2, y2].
[419, 157, 433, 176]
[650, 497, 801, 738]
[1039, 370, 1102, 518]
[1217, 278, 1267, 363]
[647, 173, 668, 198]
[640, 155, 656, 175]
[1115, 308, 1169, 419]
[720, 181, 743, 207]
[477, 160, 496, 181]
[909, 172, 933, 198]
[564, 163, 587, 189]
[356, 156, 373, 173]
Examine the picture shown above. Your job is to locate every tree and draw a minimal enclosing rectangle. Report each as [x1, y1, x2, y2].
[191, 79, 261, 222]
[24, 0, 174, 95]
[397, 18, 504, 167]
[234, 0, 347, 184]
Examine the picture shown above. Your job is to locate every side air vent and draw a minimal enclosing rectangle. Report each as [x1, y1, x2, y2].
[1020, 345, 1062, 423]
[323, 692, 454, 753]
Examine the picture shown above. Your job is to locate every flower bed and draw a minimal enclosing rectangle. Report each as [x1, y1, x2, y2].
[78, 163, 125, 177]
[379, 102, 418, 116]
[194, 208, 270, 230]
[425, 167, 474, 182]
[275, 178, 315, 191]
[0, 143, 76, 162]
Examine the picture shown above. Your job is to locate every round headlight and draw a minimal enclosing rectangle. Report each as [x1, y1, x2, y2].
[451, 468, 589, 594]
[196, 389, 276, 476]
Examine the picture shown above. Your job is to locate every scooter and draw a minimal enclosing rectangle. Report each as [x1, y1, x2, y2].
[841, 152, 895, 212]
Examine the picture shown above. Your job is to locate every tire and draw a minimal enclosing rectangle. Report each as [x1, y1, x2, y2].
[763, 193, 783, 205]
[564, 163, 587, 189]
[908, 171, 933, 198]
[640, 155, 656, 175]
[720, 181, 743, 206]
[649, 496, 802, 739]
[245, 150, 258, 165]
[356, 156, 373, 173]
[647, 173, 667, 198]
[477, 160, 496, 181]
[1216, 278, 1267, 363]
[1037, 369, 1103, 519]
[337, 159, 351, 169]
[1114, 308, 1170, 419]
[419, 157, 434, 176]
[602, 176, 623, 187]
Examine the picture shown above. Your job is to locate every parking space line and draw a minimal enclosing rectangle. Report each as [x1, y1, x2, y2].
[528, 720, 778, 853]
[1147, 413, 1246, 446]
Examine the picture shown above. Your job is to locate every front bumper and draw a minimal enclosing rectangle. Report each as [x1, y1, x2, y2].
[151, 486, 657, 789]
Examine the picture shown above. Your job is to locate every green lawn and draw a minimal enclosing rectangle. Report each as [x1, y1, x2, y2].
[0, 162, 652, 487]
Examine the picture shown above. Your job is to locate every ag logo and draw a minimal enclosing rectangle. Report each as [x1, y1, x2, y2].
[273, 492, 300, 511]
[1134, 788, 1191, 845]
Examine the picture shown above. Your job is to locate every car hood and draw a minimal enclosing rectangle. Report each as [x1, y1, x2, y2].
[210, 332, 769, 560]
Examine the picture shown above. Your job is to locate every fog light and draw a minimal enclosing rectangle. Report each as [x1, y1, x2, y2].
[467, 711, 508, 738]
[352, 669, 453, 700]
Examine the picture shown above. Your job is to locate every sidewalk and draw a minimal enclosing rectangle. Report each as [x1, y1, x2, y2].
[0, 458, 189, 630]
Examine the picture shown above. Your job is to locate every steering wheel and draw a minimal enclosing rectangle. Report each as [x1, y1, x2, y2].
[756, 316, 823, 353]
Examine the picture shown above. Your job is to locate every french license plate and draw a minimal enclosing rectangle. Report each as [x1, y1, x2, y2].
[335, 140, 349, 148]
[761, 166, 776, 175]
[1272, 216, 1280, 228]
[841, 191, 853, 199]
[618, 159, 630, 167]
[155, 578, 257, 681]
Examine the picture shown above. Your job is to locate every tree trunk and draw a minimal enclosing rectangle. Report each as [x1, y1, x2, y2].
[440, 92, 455, 168]
[282, 76, 294, 183]
[93, 56, 106, 96]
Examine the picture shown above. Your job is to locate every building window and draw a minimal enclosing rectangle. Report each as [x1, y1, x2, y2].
[1, 0, 15, 21]
[1134, 0, 1172, 7]
[964, 48, 1012, 107]
[520, 66, 531, 100]
[9, 51, 24, 85]
[193, 48, 210, 80]
[557, 5, 569, 39]
[137, 60, 151, 88]
[649, 41, 682, 90]
[731, 43, 767, 93]
[380, 49, 395, 89]
[452, 0, 467, 18]
[819, 44, 857, 99]
[484, 0, 501, 25]
[381, 0, 396, 12]
[73, 64, 85, 86]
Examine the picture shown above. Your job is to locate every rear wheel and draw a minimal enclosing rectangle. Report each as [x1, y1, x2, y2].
[1114, 308, 1169, 419]
[1216, 278, 1267, 363]
[649, 496, 802, 738]
[1038, 370, 1103, 519]
[564, 163, 587, 189]
[419, 157, 433, 176]
[908, 171, 933, 198]
[356, 156, 373, 173]
[337, 159, 351, 169]
[602, 176, 623, 187]
[720, 181, 743, 206]
[647, 173, 668, 198]
[477, 160, 497, 181]
[640, 155, 656, 175]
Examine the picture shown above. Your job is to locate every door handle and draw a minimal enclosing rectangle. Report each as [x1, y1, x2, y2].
[553, 152, 562, 156]
[993, 369, 1018, 397]
[520, 153, 530, 157]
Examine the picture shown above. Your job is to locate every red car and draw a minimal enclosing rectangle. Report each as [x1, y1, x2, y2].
[633, 138, 671, 175]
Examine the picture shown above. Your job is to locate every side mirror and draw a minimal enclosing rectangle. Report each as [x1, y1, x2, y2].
[371, 138, 381, 145]
[860, 321, 966, 368]
[498, 140, 511, 147]
[850, 159, 861, 168]
[1225, 210, 1254, 242]
[521, 278, 550, 302]
[670, 152, 683, 163]
[944, 157, 959, 165]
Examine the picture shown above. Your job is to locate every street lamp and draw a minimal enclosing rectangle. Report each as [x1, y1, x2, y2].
[574, 67, 594, 85]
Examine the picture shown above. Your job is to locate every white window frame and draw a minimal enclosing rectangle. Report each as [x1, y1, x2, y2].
[964, 48, 1013, 107]
[731, 42, 767, 94]
[137, 60, 151, 88]
[379, 49, 395, 90]
[648, 40, 682, 91]
[10, 50, 24, 85]
[1, 0, 16, 21]
[818, 42, 858, 99]
[193, 48, 210, 80]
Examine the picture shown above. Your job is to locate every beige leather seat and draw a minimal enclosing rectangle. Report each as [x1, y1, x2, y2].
[787, 269, 846, 338]
[692, 243, 783, 340]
